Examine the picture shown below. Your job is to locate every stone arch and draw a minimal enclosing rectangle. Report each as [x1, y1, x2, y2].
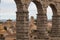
[28, 0, 44, 14]
[47, 3, 60, 40]
[46, 3, 57, 29]
[28, 0, 46, 29]
[49, 4, 57, 15]
[47, 3, 57, 32]
[46, 3, 57, 36]
[28, 1, 44, 40]
[28, 0, 49, 40]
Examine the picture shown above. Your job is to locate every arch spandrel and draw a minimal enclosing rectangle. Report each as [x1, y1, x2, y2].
[14, 0, 22, 4]
[14, 0, 23, 12]
[21, 0, 31, 4]
[56, 3, 60, 15]
[15, 0, 33, 12]
[14, 0, 30, 12]
[47, 2, 58, 15]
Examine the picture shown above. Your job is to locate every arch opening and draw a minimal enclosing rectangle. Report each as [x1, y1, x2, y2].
[47, 4, 57, 33]
[28, 2, 38, 39]
[47, 6, 53, 20]
[47, 4, 57, 20]
[28, 1, 44, 40]
[28, 2, 37, 20]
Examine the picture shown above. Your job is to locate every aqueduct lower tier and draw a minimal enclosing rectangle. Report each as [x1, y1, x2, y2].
[2, 0, 60, 40]
[15, 0, 60, 40]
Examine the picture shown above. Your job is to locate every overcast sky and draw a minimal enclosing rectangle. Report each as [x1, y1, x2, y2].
[0, 0, 53, 20]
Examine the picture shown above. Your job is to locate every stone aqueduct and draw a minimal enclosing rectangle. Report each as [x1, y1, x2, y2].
[1, 0, 60, 40]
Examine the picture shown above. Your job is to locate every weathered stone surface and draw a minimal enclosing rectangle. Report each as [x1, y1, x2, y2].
[15, 0, 60, 40]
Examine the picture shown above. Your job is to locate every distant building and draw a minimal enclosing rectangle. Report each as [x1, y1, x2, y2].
[0, 19, 16, 40]
[0, 18, 52, 40]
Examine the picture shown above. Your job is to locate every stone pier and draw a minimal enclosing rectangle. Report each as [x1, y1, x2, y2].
[37, 13, 49, 40]
[16, 11, 29, 40]
[51, 15, 60, 40]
